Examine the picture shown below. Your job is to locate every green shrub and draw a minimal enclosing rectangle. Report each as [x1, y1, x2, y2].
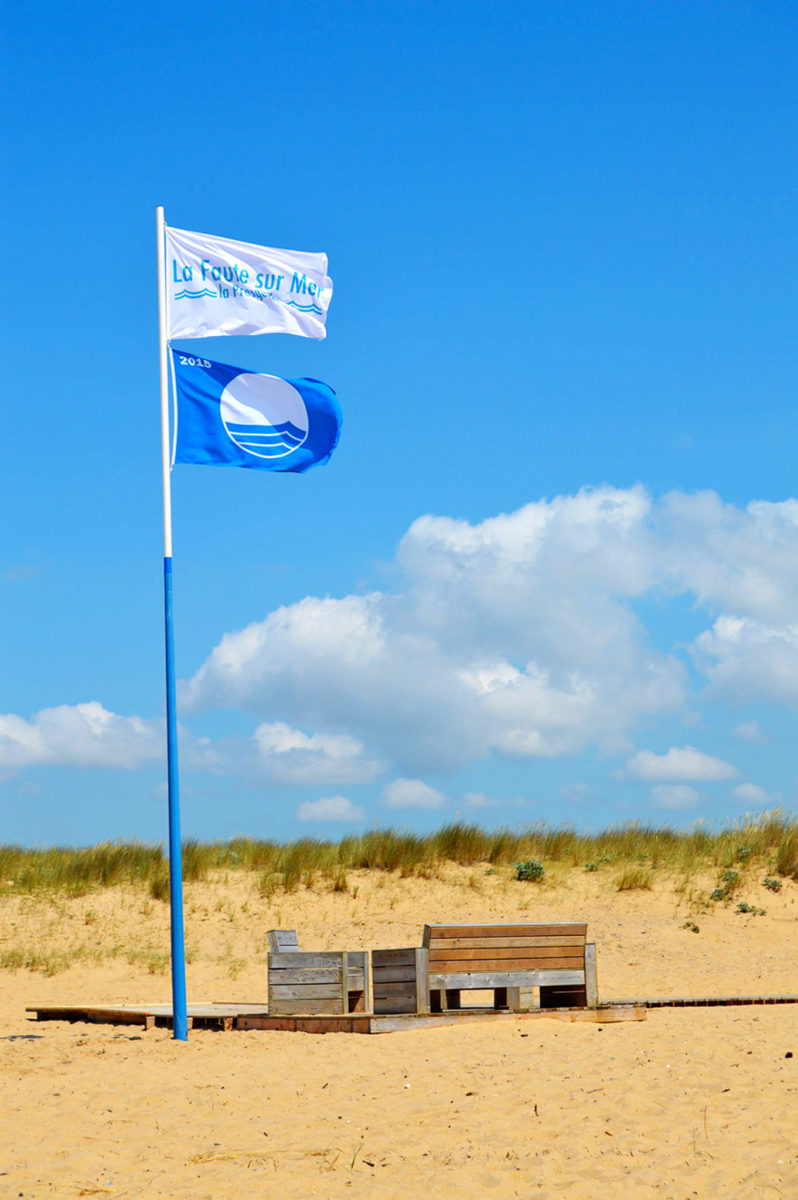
[514, 859, 545, 882]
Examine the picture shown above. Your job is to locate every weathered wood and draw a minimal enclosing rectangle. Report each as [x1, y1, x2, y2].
[585, 942, 598, 1008]
[431, 935, 587, 949]
[428, 944, 586, 961]
[267, 949, 368, 1016]
[415, 946, 430, 1015]
[505, 986, 535, 1012]
[424, 922, 587, 944]
[429, 968, 586, 989]
[428, 954, 586, 972]
[269, 967, 344, 985]
[374, 980, 418, 999]
[269, 951, 345, 969]
[270, 997, 344, 1016]
[270, 984, 344, 1000]
[540, 984, 588, 1009]
[372, 947, 417, 965]
[267, 929, 300, 953]
[373, 966, 420, 984]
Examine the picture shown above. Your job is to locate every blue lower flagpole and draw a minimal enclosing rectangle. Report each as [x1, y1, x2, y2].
[157, 205, 188, 1041]
[163, 556, 188, 1040]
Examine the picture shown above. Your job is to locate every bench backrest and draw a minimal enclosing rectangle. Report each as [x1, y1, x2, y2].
[423, 922, 587, 975]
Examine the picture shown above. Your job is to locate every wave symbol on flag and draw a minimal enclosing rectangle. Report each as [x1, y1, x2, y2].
[173, 288, 218, 300]
[220, 373, 309, 459]
[285, 299, 324, 315]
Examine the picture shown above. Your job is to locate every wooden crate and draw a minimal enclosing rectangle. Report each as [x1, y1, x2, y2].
[267, 950, 370, 1016]
[372, 948, 430, 1015]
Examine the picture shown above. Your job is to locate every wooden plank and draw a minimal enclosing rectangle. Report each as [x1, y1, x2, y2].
[372, 948, 417, 965]
[237, 1015, 298, 1031]
[268, 967, 344, 985]
[428, 946, 586, 963]
[585, 942, 598, 1008]
[269, 998, 343, 1016]
[374, 981, 417, 999]
[416, 946, 430, 1015]
[424, 923, 587, 944]
[428, 955, 586, 972]
[546, 1005, 645, 1024]
[430, 935, 586, 949]
[268, 951, 346, 969]
[269, 984, 344, 1000]
[429, 969, 585, 989]
[340, 951, 349, 1014]
[30, 1006, 155, 1027]
[267, 929, 300, 952]
[372, 965, 416, 984]
[373, 998, 417, 1015]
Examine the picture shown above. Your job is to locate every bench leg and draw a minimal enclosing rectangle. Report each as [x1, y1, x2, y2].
[585, 942, 598, 1008]
[506, 987, 535, 1012]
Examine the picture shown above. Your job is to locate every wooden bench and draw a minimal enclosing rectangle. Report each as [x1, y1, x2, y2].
[372, 922, 597, 1014]
[267, 943, 370, 1016]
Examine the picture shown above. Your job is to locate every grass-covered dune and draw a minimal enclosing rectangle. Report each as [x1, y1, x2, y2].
[2, 811, 797, 900]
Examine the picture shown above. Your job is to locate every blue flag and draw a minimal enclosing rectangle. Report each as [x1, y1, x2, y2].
[171, 350, 341, 473]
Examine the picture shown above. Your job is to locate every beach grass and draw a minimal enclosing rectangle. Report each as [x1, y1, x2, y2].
[1, 811, 798, 900]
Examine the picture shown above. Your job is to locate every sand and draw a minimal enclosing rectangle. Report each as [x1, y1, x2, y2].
[1, 864, 796, 1197]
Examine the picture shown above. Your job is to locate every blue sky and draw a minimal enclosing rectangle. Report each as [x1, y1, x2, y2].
[2, 1, 798, 845]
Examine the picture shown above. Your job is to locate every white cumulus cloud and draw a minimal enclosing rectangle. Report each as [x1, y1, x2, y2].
[383, 778, 447, 810]
[177, 486, 798, 780]
[733, 720, 766, 744]
[624, 746, 738, 782]
[651, 784, 701, 810]
[0, 702, 162, 770]
[732, 782, 777, 806]
[253, 722, 382, 785]
[296, 795, 365, 823]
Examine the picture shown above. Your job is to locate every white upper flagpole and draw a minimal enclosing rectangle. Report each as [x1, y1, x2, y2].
[156, 205, 188, 1041]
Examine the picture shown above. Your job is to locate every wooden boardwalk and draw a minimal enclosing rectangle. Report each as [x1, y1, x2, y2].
[26, 993, 798, 1034]
[26, 1001, 645, 1033]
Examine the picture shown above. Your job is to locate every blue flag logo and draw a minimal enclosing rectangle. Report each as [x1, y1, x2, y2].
[171, 351, 341, 473]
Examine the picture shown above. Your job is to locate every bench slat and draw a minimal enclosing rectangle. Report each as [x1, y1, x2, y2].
[429, 955, 586, 972]
[431, 935, 586, 949]
[429, 969, 586, 989]
[429, 945, 585, 963]
[425, 923, 587, 943]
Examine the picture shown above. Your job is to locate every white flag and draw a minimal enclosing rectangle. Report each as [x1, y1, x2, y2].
[165, 225, 332, 340]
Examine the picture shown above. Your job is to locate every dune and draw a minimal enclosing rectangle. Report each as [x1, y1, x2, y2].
[1, 861, 796, 1197]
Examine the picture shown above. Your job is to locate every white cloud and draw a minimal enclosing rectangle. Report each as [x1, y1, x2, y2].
[296, 795, 365, 823]
[253, 722, 382, 785]
[182, 487, 686, 773]
[732, 782, 777, 807]
[694, 617, 798, 706]
[651, 784, 700, 810]
[733, 720, 766, 744]
[559, 782, 592, 802]
[462, 791, 523, 810]
[383, 778, 447, 810]
[624, 746, 738, 782]
[178, 486, 798, 778]
[0, 702, 162, 770]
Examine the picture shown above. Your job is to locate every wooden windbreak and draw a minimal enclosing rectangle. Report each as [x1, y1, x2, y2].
[372, 948, 430, 1015]
[267, 950, 370, 1016]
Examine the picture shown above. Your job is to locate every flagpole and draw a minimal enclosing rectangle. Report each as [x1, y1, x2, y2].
[157, 205, 188, 1042]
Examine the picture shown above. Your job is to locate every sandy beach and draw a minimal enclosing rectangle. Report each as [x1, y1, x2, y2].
[1, 864, 796, 1198]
